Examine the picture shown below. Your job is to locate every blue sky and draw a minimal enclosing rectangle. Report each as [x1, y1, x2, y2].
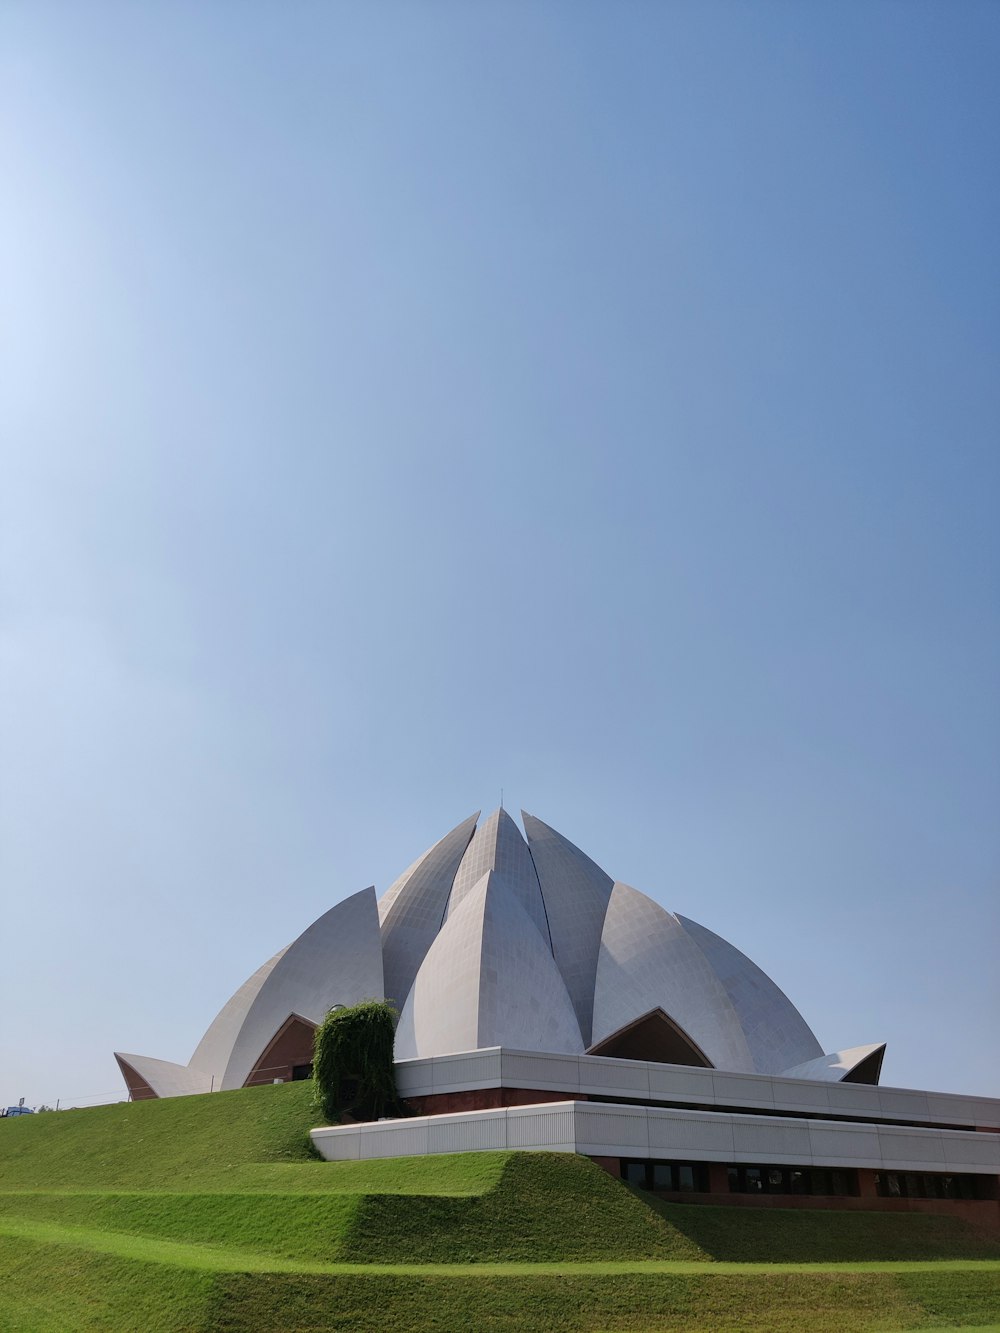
[2, 1, 998, 1107]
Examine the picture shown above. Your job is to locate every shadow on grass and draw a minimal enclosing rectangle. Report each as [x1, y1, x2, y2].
[633, 1189, 1000, 1264]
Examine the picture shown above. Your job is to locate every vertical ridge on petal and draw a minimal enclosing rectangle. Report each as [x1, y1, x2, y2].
[445, 808, 551, 947]
[395, 871, 583, 1061]
[378, 812, 480, 1010]
[521, 811, 613, 1045]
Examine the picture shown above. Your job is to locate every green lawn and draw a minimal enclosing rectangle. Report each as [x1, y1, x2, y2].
[2, 1081, 998, 1330]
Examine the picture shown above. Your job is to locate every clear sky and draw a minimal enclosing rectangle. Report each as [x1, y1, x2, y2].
[1, 1, 997, 1109]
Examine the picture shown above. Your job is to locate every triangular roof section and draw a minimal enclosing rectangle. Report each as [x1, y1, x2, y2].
[587, 1008, 713, 1067]
[444, 808, 551, 948]
[377, 811, 479, 1011]
[521, 810, 613, 1046]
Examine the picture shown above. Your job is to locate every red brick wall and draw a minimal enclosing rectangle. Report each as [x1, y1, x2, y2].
[243, 1017, 316, 1087]
[605, 1166, 1000, 1230]
[405, 1088, 583, 1115]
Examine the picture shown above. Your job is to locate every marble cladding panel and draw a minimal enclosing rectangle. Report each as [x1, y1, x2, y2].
[646, 1109, 737, 1156]
[941, 1134, 1000, 1170]
[501, 1050, 583, 1090]
[575, 1106, 650, 1151]
[506, 1104, 577, 1149]
[578, 1058, 650, 1096]
[807, 1124, 882, 1164]
[877, 1130, 949, 1166]
[311, 1127, 362, 1160]
[879, 1090, 932, 1118]
[769, 1078, 834, 1112]
[359, 1122, 431, 1160]
[732, 1116, 813, 1158]
[709, 1073, 777, 1109]
[646, 1064, 717, 1099]
[428, 1109, 507, 1154]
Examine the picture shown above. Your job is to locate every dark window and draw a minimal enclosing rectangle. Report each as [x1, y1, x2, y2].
[623, 1162, 648, 1186]
[620, 1160, 708, 1193]
[677, 1165, 696, 1192]
[728, 1164, 857, 1197]
[875, 1170, 979, 1200]
[292, 1063, 313, 1082]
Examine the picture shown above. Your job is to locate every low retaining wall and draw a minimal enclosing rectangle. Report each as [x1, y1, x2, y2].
[311, 1098, 1000, 1177]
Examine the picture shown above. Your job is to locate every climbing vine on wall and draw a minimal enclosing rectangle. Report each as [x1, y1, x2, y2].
[313, 999, 407, 1124]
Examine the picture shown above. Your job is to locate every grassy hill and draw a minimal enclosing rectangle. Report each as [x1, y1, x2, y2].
[2, 1081, 998, 1330]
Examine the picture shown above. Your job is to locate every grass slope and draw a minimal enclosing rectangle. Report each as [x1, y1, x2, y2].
[210, 1269, 1000, 1333]
[2, 1081, 998, 1331]
[641, 1191, 1000, 1264]
[0, 1082, 497, 1194]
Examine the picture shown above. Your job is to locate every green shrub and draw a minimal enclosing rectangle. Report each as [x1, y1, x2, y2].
[312, 1000, 407, 1125]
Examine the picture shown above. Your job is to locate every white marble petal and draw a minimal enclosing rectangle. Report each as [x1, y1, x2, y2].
[444, 809, 550, 947]
[378, 811, 479, 1010]
[394, 871, 583, 1061]
[114, 1053, 212, 1099]
[188, 948, 288, 1080]
[677, 914, 823, 1074]
[592, 882, 755, 1071]
[781, 1043, 886, 1083]
[521, 811, 613, 1046]
[220, 886, 384, 1089]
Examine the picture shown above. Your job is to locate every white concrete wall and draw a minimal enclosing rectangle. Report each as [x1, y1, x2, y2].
[393, 1047, 1000, 1131]
[311, 1099, 1000, 1175]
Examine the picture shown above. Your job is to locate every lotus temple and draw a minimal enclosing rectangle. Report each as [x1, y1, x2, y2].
[116, 809, 1000, 1226]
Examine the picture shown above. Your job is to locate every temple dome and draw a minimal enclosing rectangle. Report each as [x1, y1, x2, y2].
[116, 808, 881, 1098]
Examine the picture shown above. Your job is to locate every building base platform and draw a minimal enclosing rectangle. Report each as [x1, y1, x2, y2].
[310, 1049, 1000, 1226]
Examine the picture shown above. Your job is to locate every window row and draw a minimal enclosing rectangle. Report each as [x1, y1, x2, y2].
[874, 1172, 983, 1200]
[620, 1159, 994, 1202]
[621, 1160, 709, 1192]
[620, 1159, 861, 1197]
[727, 1164, 858, 1197]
